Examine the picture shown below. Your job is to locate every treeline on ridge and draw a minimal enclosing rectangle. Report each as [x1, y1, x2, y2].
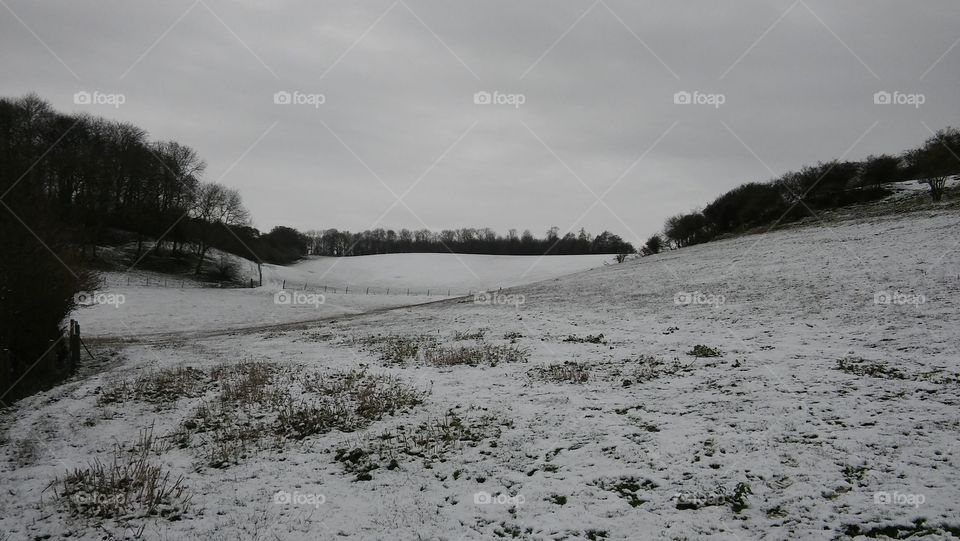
[303, 227, 635, 256]
[652, 128, 960, 252]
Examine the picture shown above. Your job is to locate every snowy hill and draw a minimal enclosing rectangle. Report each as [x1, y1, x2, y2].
[4, 206, 959, 539]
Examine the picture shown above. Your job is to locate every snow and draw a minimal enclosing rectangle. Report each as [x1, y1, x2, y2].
[75, 253, 611, 339]
[244, 252, 615, 292]
[3, 207, 960, 540]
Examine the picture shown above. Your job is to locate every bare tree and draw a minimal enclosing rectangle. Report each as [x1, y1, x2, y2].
[191, 182, 250, 274]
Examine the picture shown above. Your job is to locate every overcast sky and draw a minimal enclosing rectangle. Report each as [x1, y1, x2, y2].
[2, 0, 958, 244]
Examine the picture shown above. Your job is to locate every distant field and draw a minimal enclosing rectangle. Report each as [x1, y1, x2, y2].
[243, 253, 614, 293]
[77, 253, 611, 338]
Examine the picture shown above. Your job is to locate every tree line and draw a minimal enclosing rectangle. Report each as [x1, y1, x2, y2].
[0, 94, 635, 400]
[0, 94, 304, 400]
[303, 227, 635, 256]
[643, 127, 960, 254]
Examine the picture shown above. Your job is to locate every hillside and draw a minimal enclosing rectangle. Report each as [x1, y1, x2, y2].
[2, 206, 958, 539]
[76, 253, 612, 339]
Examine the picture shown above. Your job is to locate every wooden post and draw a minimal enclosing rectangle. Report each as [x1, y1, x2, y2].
[386, 288, 390, 295]
[282, 279, 286, 289]
[406, 288, 410, 296]
[69, 320, 80, 368]
[366, 287, 369, 295]
[427, 289, 430, 296]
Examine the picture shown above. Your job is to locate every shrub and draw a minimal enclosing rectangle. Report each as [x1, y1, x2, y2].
[563, 333, 605, 344]
[55, 427, 191, 520]
[98, 366, 208, 406]
[531, 362, 590, 383]
[687, 345, 721, 358]
[424, 343, 529, 367]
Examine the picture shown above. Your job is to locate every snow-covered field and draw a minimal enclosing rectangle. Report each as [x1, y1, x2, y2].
[3, 206, 960, 540]
[77, 253, 612, 339]
[245, 253, 614, 293]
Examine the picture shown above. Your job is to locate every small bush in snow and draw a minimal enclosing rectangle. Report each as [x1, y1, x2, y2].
[98, 366, 208, 407]
[530, 361, 590, 384]
[836, 357, 906, 380]
[687, 345, 721, 358]
[353, 334, 438, 364]
[173, 365, 428, 468]
[563, 333, 605, 344]
[55, 426, 191, 520]
[452, 329, 486, 341]
[424, 343, 529, 367]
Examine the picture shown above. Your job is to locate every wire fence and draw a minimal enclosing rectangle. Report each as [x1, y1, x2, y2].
[103, 275, 216, 289]
[274, 279, 477, 298]
[102, 275, 484, 298]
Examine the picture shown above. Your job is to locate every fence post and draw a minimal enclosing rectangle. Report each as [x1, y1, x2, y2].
[387, 288, 390, 295]
[324, 286, 327, 293]
[345, 286, 349, 294]
[69, 320, 80, 369]
[249, 278, 254, 288]
[366, 287, 369, 295]
[282, 279, 286, 289]
[427, 289, 430, 296]
[407, 288, 410, 296]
